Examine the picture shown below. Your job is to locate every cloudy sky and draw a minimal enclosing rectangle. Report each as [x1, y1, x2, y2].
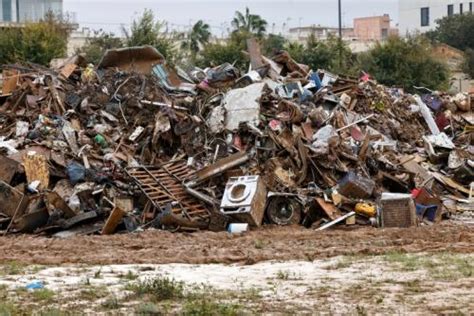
[64, 0, 398, 36]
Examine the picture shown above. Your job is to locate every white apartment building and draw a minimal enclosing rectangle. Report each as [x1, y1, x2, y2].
[399, 0, 473, 35]
[0, 0, 62, 23]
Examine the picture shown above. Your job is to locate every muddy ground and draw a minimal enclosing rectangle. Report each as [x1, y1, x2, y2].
[0, 223, 473, 265]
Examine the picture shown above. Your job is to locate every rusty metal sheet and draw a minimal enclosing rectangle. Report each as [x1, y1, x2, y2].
[44, 191, 76, 219]
[193, 152, 250, 184]
[98, 45, 165, 75]
[0, 181, 29, 218]
[0, 155, 19, 184]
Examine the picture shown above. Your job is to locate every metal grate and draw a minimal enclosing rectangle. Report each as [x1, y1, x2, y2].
[380, 196, 417, 228]
[126, 160, 211, 225]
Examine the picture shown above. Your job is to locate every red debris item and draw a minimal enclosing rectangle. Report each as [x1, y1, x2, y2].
[411, 188, 421, 198]
[360, 72, 370, 82]
[435, 112, 449, 131]
[233, 134, 245, 151]
[350, 126, 364, 142]
[269, 119, 283, 132]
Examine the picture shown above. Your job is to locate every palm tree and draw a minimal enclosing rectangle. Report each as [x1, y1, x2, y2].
[231, 7, 267, 36]
[182, 20, 211, 55]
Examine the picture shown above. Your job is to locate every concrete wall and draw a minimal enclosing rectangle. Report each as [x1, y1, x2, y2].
[399, 0, 473, 36]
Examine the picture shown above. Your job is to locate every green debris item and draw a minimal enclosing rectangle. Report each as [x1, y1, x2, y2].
[94, 134, 108, 148]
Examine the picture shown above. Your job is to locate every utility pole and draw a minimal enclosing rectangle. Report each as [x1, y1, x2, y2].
[338, 0, 342, 38]
[338, 0, 343, 70]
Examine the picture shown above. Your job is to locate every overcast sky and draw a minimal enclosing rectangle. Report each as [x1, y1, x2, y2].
[64, 0, 398, 36]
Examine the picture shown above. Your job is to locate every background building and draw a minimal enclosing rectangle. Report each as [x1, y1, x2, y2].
[287, 26, 354, 43]
[399, 0, 473, 36]
[0, 0, 63, 23]
[353, 14, 398, 41]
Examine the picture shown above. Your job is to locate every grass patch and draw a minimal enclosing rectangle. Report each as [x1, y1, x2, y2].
[254, 239, 264, 249]
[0, 302, 18, 315]
[1, 261, 26, 275]
[31, 288, 55, 302]
[182, 300, 242, 316]
[40, 308, 69, 316]
[402, 279, 423, 293]
[101, 296, 121, 310]
[324, 255, 366, 270]
[276, 270, 290, 280]
[382, 252, 474, 280]
[78, 285, 109, 301]
[127, 275, 184, 301]
[94, 268, 102, 279]
[383, 252, 426, 271]
[119, 270, 138, 281]
[135, 302, 162, 315]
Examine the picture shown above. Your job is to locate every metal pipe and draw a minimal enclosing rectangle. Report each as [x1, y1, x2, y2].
[316, 211, 355, 231]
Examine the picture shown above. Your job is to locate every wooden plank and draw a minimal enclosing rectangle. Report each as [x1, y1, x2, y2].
[315, 198, 342, 221]
[115, 196, 134, 213]
[23, 151, 50, 190]
[1, 69, 19, 95]
[60, 64, 77, 79]
[101, 206, 125, 235]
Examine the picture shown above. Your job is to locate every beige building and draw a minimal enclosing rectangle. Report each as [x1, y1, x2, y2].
[353, 14, 398, 41]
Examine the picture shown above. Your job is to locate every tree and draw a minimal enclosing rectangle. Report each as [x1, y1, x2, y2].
[181, 20, 211, 57]
[0, 13, 70, 65]
[285, 33, 352, 74]
[122, 9, 176, 62]
[427, 13, 474, 51]
[285, 42, 305, 63]
[231, 7, 267, 37]
[0, 28, 22, 64]
[463, 49, 474, 78]
[196, 41, 248, 70]
[262, 34, 287, 56]
[76, 30, 123, 64]
[358, 36, 449, 92]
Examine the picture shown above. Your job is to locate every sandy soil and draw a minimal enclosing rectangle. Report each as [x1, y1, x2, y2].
[0, 223, 473, 265]
[1, 253, 473, 315]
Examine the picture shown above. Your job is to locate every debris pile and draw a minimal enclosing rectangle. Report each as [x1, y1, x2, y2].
[0, 44, 472, 236]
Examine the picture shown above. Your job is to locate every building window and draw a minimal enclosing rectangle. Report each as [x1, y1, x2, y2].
[460, 3, 463, 14]
[448, 4, 454, 16]
[470, 2, 472, 12]
[421, 7, 430, 27]
[2, 0, 12, 21]
[381, 28, 388, 39]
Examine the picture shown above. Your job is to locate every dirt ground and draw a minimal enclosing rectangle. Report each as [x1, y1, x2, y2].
[0, 222, 473, 265]
[1, 253, 473, 315]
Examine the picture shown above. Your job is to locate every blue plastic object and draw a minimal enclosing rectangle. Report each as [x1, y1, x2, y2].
[309, 72, 322, 90]
[416, 204, 438, 222]
[26, 281, 44, 290]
